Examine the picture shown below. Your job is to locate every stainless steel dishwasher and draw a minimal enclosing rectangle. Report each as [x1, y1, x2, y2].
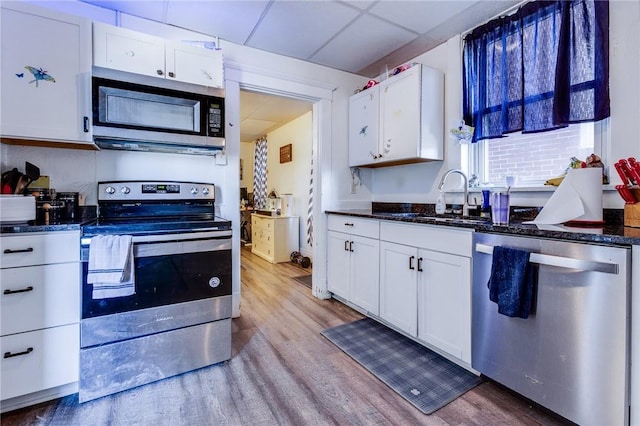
[472, 232, 630, 426]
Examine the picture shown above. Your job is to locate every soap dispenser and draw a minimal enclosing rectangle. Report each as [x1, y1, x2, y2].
[435, 191, 446, 215]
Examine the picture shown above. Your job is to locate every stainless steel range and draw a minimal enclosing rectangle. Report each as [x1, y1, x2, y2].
[79, 181, 232, 403]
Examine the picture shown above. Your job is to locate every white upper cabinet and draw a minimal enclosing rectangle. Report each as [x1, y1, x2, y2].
[348, 86, 380, 167]
[0, 2, 92, 144]
[166, 41, 224, 88]
[348, 64, 444, 167]
[93, 22, 165, 78]
[93, 22, 224, 88]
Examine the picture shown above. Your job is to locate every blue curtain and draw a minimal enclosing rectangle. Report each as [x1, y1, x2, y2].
[462, 0, 609, 143]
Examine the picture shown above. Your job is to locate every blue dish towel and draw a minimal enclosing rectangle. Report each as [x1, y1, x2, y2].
[487, 246, 535, 318]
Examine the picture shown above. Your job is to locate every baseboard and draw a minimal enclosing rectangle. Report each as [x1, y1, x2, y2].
[1, 382, 78, 413]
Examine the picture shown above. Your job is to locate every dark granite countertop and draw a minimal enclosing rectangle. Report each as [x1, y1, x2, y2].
[1, 222, 82, 234]
[1, 206, 96, 234]
[326, 203, 640, 246]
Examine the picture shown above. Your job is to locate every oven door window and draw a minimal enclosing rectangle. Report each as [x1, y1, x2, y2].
[82, 239, 231, 319]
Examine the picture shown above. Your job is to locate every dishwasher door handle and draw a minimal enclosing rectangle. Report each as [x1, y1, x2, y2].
[475, 243, 619, 275]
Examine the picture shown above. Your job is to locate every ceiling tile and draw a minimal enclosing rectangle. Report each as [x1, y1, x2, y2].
[241, 118, 278, 134]
[166, 0, 270, 44]
[358, 35, 439, 76]
[311, 13, 417, 73]
[369, 1, 475, 34]
[82, 0, 167, 22]
[247, 1, 360, 59]
[341, 1, 376, 11]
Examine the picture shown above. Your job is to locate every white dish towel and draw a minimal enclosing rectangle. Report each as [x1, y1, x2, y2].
[88, 235, 135, 299]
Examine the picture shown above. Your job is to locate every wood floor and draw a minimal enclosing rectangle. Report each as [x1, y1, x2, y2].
[2, 247, 570, 425]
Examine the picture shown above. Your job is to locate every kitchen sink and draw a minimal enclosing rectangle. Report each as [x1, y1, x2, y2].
[376, 212, 424, 218]
[375, 212, 491, 225]
[430, 216, 490, 225]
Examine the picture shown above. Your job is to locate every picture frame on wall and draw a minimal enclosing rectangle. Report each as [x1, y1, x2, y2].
[280, 144, 292, 163]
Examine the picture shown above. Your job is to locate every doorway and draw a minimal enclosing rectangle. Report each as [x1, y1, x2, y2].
[225, 64, 335, 316]
[239, 89, 314, 269]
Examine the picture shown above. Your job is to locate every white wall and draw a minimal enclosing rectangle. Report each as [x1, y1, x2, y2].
[239, 142, 254, 194]
[266, 112, 313, 258]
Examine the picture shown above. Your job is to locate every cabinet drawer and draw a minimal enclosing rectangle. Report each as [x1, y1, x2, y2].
[1, 263, 80, 336]
[328, 215, 379, 238]
[1, 324, 79, 400]
[252, 215, 273, 230]
[380, 222, 472, 257]
[1, 231, 79, 268]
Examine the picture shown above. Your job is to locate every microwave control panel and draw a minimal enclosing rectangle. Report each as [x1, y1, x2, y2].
[208, 99, 224, 138]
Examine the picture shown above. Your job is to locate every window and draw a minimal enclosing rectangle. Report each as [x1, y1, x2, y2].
[462, 0, 610, 187]
[468, 119, 608, 186]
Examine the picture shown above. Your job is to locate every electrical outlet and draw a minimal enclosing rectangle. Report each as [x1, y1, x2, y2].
[215, 151, 227, 165]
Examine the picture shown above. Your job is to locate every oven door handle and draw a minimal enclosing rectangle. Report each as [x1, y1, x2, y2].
[135, 238, 231, 257]
[81, 229, 231, 246]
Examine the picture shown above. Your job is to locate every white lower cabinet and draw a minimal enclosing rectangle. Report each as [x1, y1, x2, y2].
[0, 231, 80, 410]
[1, 324, 79, 401]
[251, 214, 299, 264]
[327, 216, 380, 315]
[417, 250, 471, 362]
[379, 241, 418, 336]
[379, 221, 473, 364]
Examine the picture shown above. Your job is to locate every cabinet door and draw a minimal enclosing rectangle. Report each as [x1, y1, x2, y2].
[93, 22, 165, 79]
[348, 86, 380, 167]
[166, 42, 224, 87]
[350, 235, 380, 315]
[0, 3, 92, 143]
[1, 263, 80, 336]
[1, 231, 79, 269]
[379, 241, 417, 336]
[1, 324, 79, 400]
[379, 66, 421, 162]
[417, 250, 471, 363]
[327, 231, 350, 300]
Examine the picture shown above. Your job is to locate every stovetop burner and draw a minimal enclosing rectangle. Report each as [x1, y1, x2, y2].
[82, 180, 231, 236]
[82, 216, 231, 237]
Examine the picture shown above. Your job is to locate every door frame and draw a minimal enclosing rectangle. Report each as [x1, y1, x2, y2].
[225, 62, 334, 316]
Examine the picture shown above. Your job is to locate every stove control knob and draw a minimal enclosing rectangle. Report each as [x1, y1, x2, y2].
[190, 187, 198, 195]
[202, 187, 210, 195]
[209, 277, 221, 288]
[105, 186, 116, 195]
[121, 186, 131, 194]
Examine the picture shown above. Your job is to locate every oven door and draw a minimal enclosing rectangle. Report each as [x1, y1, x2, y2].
[80, 230, 232, 347]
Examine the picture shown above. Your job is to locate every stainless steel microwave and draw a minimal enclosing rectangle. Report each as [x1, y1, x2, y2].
[92, 67, 225, 155]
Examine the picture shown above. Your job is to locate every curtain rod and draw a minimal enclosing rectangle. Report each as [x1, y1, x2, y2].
[460, 0, 530, 38]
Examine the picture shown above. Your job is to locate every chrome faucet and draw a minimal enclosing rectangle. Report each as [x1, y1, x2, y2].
[437, 169, 469, 216]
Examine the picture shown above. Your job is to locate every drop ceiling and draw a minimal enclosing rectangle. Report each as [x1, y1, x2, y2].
[80, 0, 521, 141]
[240, 90, 312, 142]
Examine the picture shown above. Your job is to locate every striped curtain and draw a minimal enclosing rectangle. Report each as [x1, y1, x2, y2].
[253, 137, 268, 209]
[306, 147, 313, 247]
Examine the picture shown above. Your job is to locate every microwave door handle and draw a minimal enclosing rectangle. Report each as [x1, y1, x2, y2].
[474, 243, 619, 275]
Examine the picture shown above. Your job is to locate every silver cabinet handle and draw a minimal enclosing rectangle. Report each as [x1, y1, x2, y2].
[475, 243, 619, 274]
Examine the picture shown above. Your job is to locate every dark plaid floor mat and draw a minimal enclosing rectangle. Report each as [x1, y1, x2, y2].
[321, 318, 482, 414]
[292, 275, 312, 289]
